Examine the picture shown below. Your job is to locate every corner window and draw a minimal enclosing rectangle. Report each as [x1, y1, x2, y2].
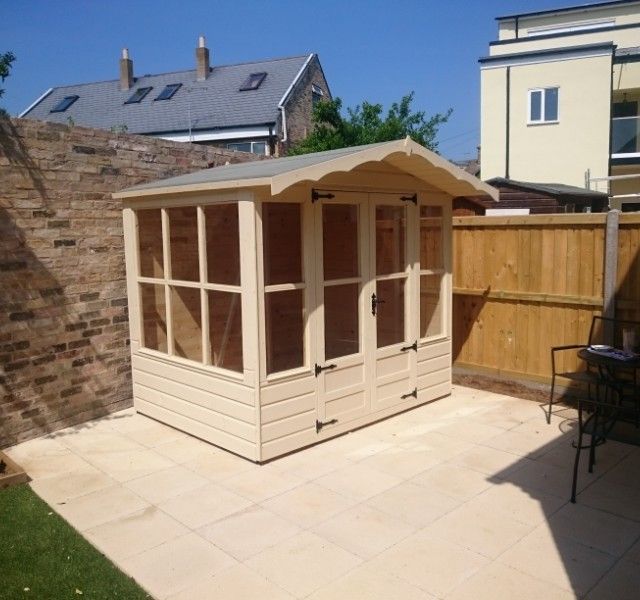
[136, 203, 243, 374]
[528, 87, 559, 124]
[50, 95, 79, 113]
[419, 204, 446, 340]
[239, 72, 266, 91]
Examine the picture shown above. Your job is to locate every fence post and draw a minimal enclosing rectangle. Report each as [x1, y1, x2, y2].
[602, 209, 620, 343]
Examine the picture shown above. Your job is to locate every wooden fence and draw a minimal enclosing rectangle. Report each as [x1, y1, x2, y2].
[452, 213, 640, 383]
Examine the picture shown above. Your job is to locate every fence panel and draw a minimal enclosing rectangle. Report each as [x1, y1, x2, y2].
[452, 214, 616, 382]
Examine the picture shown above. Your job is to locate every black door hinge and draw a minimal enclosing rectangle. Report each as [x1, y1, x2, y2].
[316, 418, 338, 433]
[400, 193, 417, 205]
[401, 388, 417, 400]
[312, 189, 335, 203]
[401, 340, 418, 352]
[315, 363, 337, 377]
[371, 293, 385, 316]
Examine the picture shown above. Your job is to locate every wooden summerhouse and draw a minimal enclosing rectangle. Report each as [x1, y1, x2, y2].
[115, 139, 497, 462]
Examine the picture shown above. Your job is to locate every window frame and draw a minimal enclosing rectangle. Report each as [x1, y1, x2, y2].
[50, 95, 79, 113]
[154, 83, 182, 101]
[259, 199, 310, 382]
[134, 202, 244, 379]
[125, 87, 153, 105]
[239, 72, 267, 91]
[418, 198, 450, 344]
[527, 87, 560, 125]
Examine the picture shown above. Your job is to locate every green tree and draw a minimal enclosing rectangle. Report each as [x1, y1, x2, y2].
[288, 92, 452, 155]
[0, 51, 16, 117]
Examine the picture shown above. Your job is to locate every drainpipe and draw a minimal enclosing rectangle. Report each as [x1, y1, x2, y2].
[277, 53, 314, 144]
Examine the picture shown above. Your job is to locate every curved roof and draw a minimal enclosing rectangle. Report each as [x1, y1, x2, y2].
[114, 138, 498, 200]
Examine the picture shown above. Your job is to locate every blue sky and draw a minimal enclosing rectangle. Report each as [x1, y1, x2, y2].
[3, 0, 572, 160]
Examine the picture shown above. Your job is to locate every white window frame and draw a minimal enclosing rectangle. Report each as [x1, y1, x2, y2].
[226, 141, 267, 155]
[527, 87, 560, 125]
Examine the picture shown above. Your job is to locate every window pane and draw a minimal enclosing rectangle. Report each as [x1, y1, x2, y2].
[545, 87, 559, 121]
[171, 286, 201, 362]
[168, 207, 199, 281]
[252, 142, 267, 155]
[140, 283, 167, 352]
[209, 291, 243, 372]
[263, 203, 302, 285]
[420, 205, 444, 270]
[530, 90, 542, 121]
[138, 209, 164, 278]
[265, 289, 304, 374]
[323, 204, 359, 280]
[420, 274, 443, 339]
[324, 284, 359, 360]
[376, 206, 406, 275]
[228, 142, 251, 152]
[206, 203, 240, 285]
[376, 278, 405, 348]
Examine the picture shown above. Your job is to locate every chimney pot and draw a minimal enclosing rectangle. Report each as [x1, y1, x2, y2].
[119, 47, 134, 90]
[196, 36, 210, 81]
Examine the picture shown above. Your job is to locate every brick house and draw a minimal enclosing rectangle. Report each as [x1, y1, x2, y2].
[20, 37, 331, 156]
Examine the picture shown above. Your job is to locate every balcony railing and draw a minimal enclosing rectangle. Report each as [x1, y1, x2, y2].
[612, 116, 640, 156]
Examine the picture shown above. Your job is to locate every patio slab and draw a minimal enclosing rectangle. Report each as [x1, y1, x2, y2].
[6, 386, 640, 599]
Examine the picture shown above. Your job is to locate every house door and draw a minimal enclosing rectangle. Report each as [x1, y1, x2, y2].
[370, 194, 417, 410]
[313, 191, 370, 434]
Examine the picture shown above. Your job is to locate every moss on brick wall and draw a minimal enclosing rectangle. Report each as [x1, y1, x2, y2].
[0, 118, 260, 448]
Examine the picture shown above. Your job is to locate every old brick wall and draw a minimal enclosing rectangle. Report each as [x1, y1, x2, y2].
[0, 118, 260, 448]
[280, 55, 331, 154]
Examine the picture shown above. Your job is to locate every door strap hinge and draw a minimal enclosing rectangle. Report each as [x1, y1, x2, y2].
[311, 189, 335, 203]
[401, 340, 418, 352]
[401, 388, 418, 400]
[314, 363, 337, 377]
[316, 418, 338, 433]
[400, 193, 417, 205]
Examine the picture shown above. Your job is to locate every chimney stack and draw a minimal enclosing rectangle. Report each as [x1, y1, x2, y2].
[196, 35, 210, 81]
[120, 48, 134, 90]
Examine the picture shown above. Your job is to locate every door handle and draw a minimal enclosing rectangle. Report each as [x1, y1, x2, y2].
[401, 340, 418, 352]
[315, 363, 337, 377]
[371, 293, 385, 316]
[401, 388, 418, 400]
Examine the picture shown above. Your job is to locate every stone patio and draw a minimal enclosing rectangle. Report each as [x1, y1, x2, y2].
[7, 385, 640, 599]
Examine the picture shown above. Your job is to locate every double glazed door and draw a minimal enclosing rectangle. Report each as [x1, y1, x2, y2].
[370, 195, 417, 410]
[313, 190, 418, 433]
[313, 192, 369, 432]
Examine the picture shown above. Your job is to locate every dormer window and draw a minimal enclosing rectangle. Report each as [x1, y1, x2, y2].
[155, 83, 182, 101]
[239, 72, 266, 91]
[50, 95, 79, 113]
[125, 87, 153, 104]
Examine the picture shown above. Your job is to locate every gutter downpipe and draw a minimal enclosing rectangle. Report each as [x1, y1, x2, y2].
[19, 88, 53, 117]
[278, 53, 314, 144]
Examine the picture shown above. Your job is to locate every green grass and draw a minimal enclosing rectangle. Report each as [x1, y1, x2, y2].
[0, 484, 150, 600]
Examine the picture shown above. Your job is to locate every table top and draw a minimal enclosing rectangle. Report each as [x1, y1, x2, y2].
[578, 347, 640, 370]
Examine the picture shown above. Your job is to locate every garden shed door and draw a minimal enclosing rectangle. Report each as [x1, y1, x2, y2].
[313, 191, 370, 431]
[370, 193, 418, 411]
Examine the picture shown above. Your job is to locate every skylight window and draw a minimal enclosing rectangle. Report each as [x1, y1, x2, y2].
[155, 83, 182, 101]
[239, 72, 267, 91]
[125, 87, 153, 104]
[50, 95, 79, 113]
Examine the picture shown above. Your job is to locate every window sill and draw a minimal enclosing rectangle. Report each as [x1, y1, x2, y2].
[527, 120, 559, 126]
